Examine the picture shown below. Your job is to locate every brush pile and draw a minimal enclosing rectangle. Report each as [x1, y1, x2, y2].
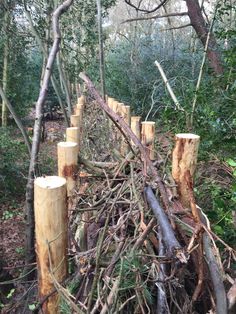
[55, 80, 235, 314]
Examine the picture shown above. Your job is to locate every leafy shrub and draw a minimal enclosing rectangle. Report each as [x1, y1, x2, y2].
[0, 127, 28, 202]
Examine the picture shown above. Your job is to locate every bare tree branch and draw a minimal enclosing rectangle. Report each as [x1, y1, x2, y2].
[121, 12, 188, 23]
[162, 23, 192, 31]
[125, 0, 169, 14]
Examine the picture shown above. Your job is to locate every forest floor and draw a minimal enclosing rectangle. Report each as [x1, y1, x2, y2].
[0, 102, 235, 313]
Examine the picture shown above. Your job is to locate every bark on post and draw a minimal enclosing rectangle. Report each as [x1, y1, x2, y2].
[34, 176, 67, 313]
[120, 105, 131, 156]
[57, 142, 78, 196]
[131, 116, 141, 141]
[141, 121, 155, 160]
[172, 133, 200, 208]
[66, 127, 79, 150]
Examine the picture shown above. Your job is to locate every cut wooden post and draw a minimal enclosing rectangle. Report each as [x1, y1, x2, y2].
[172, 133, 200, 208]
[141, 121, 155, 160]
[66, 127, 79, 150]
[70, 114, 80, 128]
[58, 142, 78, 196]
[120, 105, 131, 156]
[108, 97, 115, 108]
[34, 176, 67, 313]
[77, 95, 86, 105]
[131, 116, 141, 141]
[74, 105, 83, 135]
[111, 100, 119, 114]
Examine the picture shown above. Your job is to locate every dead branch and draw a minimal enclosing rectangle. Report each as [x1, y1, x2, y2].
[144, 186, 186, 263]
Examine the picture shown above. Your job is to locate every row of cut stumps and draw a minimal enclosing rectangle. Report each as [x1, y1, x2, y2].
[34, 95, 201, 313]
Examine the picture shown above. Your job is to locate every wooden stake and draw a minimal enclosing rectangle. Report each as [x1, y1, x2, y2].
[34, 176, 67, 313]
[70, 114, 80, 128]
[77, 95, 86, 105]
[66, 127, 79, 150]
[141, 121, 155, 160]
[120, 105, 131, 155]
[131, 116, 141, 141]
[111, 100, 119, 114]
[172, 133, 200, 208]
[74, 104, 84, 134]
[108, 97, 115, 108]
[57, 142, 78, 196]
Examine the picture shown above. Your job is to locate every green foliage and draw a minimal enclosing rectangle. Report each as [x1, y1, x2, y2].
[2, 210, 14, 220]
[195, 158, 236, 246]
[0, 127, 28, 202]
[114, 254, 153, 312]
[0, 3, 41, 118]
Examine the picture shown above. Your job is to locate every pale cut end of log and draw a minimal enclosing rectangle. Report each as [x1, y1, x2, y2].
[66, 127, 80, 150]
[172, 133, 200, 208]
[131, 116, 141, 141]
[34, 176, 67, 313]
[141, 121, 155, 160]
[58, 142, 78, 196]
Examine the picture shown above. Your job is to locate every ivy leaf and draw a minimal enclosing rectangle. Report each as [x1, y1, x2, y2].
[29, 304, 36, 310]
[227, 159, 236, 167]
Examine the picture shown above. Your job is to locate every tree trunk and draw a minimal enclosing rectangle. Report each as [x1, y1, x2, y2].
[57, 52, 72, 115]
[24, 0, 74, 276]
[1, 2, 9, 127]
[186, 0, 223, 75]
[96, 0, 106, 100]
[23, 0, 70, 126]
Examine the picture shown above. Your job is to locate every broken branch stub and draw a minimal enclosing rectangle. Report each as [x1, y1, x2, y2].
[145, 186, 187, 263]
